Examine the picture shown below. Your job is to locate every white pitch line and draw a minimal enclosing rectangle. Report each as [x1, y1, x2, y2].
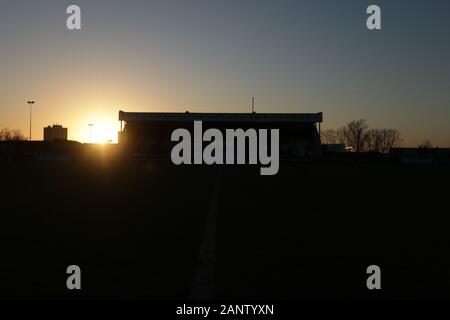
[190, 171, 221, 300]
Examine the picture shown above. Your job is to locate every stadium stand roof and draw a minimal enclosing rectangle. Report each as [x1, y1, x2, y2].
[119, 111, 323, 123]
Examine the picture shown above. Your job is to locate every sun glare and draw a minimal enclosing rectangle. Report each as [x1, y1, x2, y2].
[87, 121, 118, 144]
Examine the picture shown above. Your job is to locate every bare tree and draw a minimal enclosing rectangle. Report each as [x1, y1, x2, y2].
[320, 129, 338, 144]
[365, 128, 383, 152]
[365, 128, 402, 153]
[326, 120, 401, 153]
[0, 128, 12, 141]
[0, 128, 26, 141]
[379, 129, 402, 153]
[336, 127, 347, 145]
[341, 119, 369, 152]
[418, 140, 433, 148]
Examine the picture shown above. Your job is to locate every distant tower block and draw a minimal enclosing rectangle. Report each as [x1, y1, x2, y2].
[44, 124, 68, 141]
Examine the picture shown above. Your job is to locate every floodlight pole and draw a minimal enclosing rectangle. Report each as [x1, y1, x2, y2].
[251, 97, 255, 113]
[27, 101, 35, 140]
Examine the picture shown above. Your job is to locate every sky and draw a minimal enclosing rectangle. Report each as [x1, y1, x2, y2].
[0, 0, 449, 145]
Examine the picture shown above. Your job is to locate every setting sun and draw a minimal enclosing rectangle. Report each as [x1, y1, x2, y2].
[86, 120, 118, 144]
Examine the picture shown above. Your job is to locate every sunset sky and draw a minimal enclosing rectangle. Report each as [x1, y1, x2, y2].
[1, 0, 449, 145]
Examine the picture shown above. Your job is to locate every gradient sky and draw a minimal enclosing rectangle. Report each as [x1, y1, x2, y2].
[1, 0, 449, 145]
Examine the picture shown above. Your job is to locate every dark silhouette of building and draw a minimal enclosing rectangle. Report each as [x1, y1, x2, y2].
[44, 124, 68, 141]
[390, 147, 450, 164]
[118, 111, 323, 159]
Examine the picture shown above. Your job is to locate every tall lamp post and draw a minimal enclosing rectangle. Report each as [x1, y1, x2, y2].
[27, 101, 35, 141]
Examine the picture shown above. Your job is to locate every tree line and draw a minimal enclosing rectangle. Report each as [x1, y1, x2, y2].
[0, 128, 26, 141]
[321, 119, 402, 153]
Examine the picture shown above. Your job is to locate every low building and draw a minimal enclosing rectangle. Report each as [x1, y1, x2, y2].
[44, 125, 68, 141]
[389, 147, 450, 164]
[322, 144, 346, 153]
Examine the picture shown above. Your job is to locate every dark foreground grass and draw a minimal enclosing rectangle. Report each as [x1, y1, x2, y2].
[216, 163, 450, 299]
[1, 160, 449, 299]
[0, 160, 215, 299]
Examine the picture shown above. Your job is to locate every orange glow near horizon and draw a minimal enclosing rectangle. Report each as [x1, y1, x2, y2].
[85, 121, 118, 144]
[2, 2, 450, 148]
[74, 110, 121, 144]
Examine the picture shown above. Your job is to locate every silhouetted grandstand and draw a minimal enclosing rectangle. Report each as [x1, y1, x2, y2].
[118, 111, 323, 159]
